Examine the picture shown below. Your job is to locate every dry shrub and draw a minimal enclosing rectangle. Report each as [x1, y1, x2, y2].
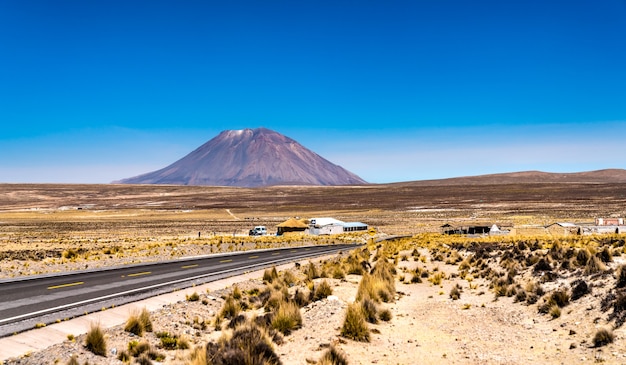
[227, 314, 248, 330]
[125, 311, 144, 336]
[187, 345, 207, 365]
[450, 284, 461, 300]
[206, 322, 282, 365]
[187, 292, 200, 301]
[313, 280, 333, 301]
[306, 261, 320, 280]
[584, 255, 607, 275]
[85, 322, 107, 356]
[156, 332, 188, 350]
[550, 288, 570, 307]
[128, 340, 150, 357]
[592, 328, 615, 347]
[220, 296, 241, 320]
[533, 258, 552, 272]
[346, 254, 366, 275]
[549, 305, 561, 319]
[264, 288, 287, 312]
[341, 302, 370, 342]
[271, 300, 302, 335]
[317, 345, 348, 365]
[232, 285, 242, 300]
[361, 297, 378, 324]
[282, 270, 298, 286]
[136, 354, 153, 365]
[576, 248, 591, 266]
[138, 307, 153, 333]
[616, 265, 626, 288]
[263, 267, 279, 283]
[378, 308, 392, 322]
[598, 246, 613, 263]
[570, 279, 590, 301]
[332, 266, 346, 280]
[356, 272, 394, 303]
[429, 272, 444, 286]
[294, 288, 310, 307]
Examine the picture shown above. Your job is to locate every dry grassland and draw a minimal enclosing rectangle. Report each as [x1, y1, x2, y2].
[2, 182, 626, 364]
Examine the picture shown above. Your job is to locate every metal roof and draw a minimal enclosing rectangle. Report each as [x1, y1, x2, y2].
[343, 222, 368, 228]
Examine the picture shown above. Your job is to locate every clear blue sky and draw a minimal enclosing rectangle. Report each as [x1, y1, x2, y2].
[1, 1, 625, 184]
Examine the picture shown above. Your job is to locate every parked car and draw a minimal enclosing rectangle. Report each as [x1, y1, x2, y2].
[249, 226, 267, 236]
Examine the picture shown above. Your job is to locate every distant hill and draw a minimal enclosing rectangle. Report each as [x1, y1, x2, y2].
[115, 128, 367, 187]
[393, 169, 626, 186]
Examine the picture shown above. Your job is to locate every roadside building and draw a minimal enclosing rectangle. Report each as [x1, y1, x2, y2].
[545, 222, 579, 236]
[309, 217, 344, 235]
[596, 218, 625, 226]
[306, 217, 369, 235]
[441, 223, 509, 236]
[276, 217, 309, 236]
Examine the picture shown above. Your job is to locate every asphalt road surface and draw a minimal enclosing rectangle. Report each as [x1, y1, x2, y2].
[0, 244, 357, 330]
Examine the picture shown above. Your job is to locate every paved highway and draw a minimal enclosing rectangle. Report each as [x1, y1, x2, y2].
[0, 244, 358, 327]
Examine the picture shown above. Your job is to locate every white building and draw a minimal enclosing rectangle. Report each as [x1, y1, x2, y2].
[308, 218, 368, 235]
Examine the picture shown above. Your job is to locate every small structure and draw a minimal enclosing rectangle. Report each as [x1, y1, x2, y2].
[596, 218, 624, 226]
[276, 218, 309, 236]
[309, 217, 344, 235]
[489, 224, 511, 236]
[545, 222, 579, 236]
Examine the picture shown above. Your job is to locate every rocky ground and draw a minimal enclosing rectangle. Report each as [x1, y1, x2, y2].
[3, 239, 626, 365]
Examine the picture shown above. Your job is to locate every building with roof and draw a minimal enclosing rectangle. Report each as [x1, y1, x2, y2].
[545, 222, 580, 236]
[596, 218, 624, 226]
[441, 223, 510, 236]
[276, 217, 309, 236]
[308, 217, 368, 235]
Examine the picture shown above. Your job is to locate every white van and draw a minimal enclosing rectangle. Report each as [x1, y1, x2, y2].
[249, 226, 267, 236]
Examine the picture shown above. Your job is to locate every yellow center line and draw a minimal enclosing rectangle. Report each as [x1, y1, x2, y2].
[220, 259, 232, 263]
[249, 255, 259, 259]
[48, 282, 84, 290]
[181, 264, 198, 269]
[127, 271, 151, 277]
[305, 248, 311, 251]
[271, 252, 280, 256]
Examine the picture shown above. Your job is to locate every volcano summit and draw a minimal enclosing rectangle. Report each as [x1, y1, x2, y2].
[116, 128, 366, 187]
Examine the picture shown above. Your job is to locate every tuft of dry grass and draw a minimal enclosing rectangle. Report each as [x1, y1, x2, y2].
[317, 345, 348, 365]
[124, 311, 144, 336]
[313, 280, 333, 301]
[220, 296, 241, 320]
[450, 284, 461, 300]
[271, 300, 302, 335]
[85, 322, 107, 356]
[341, 302, 370, 342]
[206, 321, 282, 365]
[139, 307, 153, 332]
[592, 328, 615, 347]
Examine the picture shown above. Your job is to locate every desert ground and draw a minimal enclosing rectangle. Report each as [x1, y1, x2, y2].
[1, 181, 626, 364]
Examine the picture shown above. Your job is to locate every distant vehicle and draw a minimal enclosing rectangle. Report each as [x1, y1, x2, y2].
[249, 226, 267, 236]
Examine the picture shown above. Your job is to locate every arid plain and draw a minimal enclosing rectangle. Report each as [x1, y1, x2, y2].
[2, 176, 626, 364]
